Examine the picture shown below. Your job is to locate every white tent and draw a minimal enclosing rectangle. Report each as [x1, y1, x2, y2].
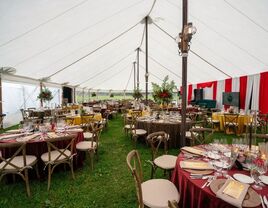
[1, 0, 267, 91]
[1, 0, 268, 127]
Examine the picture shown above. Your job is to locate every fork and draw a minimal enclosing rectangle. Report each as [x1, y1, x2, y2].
[202, 177, 213, 188]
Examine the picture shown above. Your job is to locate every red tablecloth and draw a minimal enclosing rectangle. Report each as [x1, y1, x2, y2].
[0, 132, 85, 175]
[171, 151, 268, 208]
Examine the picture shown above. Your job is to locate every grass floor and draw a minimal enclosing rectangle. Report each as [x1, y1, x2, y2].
[0, 116, 239, 208]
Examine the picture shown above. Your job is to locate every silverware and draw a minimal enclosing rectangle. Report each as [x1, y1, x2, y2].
[206, 176, 216, 187]
[260, 195, 265, 208]
[201, 177, 213, 188]
[263, 196, 268, 208]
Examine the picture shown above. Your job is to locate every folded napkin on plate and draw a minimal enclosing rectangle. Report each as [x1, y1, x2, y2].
[181, 146, 204, 156]
[16, 134, 40, 142]
[47, 132, 61, 139]
[180, 161, 213, 170]
[66, 128, 83, 133]
[216, 179, 249, 208]
[66, 125, 81, 129]
[0, 133, 25, 140]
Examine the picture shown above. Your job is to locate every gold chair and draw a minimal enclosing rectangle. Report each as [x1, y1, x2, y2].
[146, 132, 177, 179]
[126, 150, 180, 208]
[223, 113, 239, 135]
[168, 200, 179, 208]
[41, 135, 76, 190]
[123, 114, 134, 136]
[0, 142, 38, 197]
[76, 125, 103, 170]
[189, 127, 214, 146]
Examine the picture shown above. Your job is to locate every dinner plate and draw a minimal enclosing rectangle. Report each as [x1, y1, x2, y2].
[213, 161, 231, 169]
[210, 179, 261, 207]
[207, 152, 220, 160]
[233, 173, 254, 184]
[259, 175, 268, 185]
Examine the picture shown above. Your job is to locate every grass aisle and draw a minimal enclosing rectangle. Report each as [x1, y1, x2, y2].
[0, 116, 179, 208]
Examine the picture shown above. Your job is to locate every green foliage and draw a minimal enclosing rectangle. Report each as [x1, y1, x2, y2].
[132, 89, 143, 99]
[37, 88, 53, 101]
[151, 76, 176, 104]
[110, 93, 114, 97]
[91, 92, 96, 97]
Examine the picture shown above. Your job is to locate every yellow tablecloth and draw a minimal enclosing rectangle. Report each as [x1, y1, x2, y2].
[67, 113, 102, 125]
[212, 113, 252, 134]
[127, 110, 150, 117]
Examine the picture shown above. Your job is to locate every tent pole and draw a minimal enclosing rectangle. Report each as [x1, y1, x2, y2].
[145, 16, 149, 104]
[40, 82, 43, 107]
[137, 48, 140, 90]
[133, 61, 136, 90]
[180, 0, 188, 147]
[0, 74, 3, 128]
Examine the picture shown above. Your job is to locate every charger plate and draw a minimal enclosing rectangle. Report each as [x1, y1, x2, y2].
[210, 179, 261, 207]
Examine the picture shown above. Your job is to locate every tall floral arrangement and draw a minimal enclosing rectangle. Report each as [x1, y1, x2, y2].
[152, 76, 176, 105]
[132, 89, 143, 100]
[37, 88, 53, 101]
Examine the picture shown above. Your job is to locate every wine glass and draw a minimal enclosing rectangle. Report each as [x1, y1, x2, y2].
[257, 162, 267, 186]
[210, 160, 222, 177]
[250, 166, 262, 190]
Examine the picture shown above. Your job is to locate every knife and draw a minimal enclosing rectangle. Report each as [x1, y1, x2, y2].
[263, 196, 268, 207]
[260, 195, 265, 208]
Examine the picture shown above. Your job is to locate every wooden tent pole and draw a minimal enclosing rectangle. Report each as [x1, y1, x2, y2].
[137, 48, 140, 90]
[180, 0, 188, 147]
[133, 61, 136, 90]
[145, 16, 149, 104]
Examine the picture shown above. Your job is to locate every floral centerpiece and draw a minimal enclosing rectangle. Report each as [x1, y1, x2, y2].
[151, 76, 176, 106]
[37, 88, 53, 102]
[132, 89, 143, 100]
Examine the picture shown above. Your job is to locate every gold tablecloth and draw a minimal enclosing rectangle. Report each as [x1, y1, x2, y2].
[66, 113, 102, 125]
[212, 113, 252, 134]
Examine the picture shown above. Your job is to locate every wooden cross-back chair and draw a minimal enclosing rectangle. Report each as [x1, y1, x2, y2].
[130, 110, 143, 118]
[81, 114, 100, 141]
[146, 131, 177, 178]
[0, 142, 38, 197]
[76, 125, 103, 170]
[126, 150, 179, 208]
[189, 127, 214, 146]
[41, 135, 76, 190]
[223, 113, 239, 135]
[129, 115, 147, 147]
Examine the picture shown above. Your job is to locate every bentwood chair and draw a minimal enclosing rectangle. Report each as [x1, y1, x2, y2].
[129, 115, 147, 147]
[126, 150, 180, 208]
[76, 125, 103, 171]
[223, 113, 239, 135]
[168, 200, 179, 208]
[189, 127, 214, 146]
[0, 142, 38, 197]
[146, 132, 177, 179]
[41, 135, 76, 190]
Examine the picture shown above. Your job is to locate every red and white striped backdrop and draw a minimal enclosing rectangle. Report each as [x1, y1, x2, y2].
[185, 71, 268, 114]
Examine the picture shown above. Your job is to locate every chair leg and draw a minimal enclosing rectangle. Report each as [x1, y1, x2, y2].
[47, 164, 52, 191]
[24, 169, 31, 197]
[151, 165, 155, 179]
[89, 151, 94, 171]
[35, 163, 40, 179]
[69, 162, 75, 180]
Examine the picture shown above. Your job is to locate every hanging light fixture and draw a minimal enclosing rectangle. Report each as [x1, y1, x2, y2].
[177, 22, 197, 56]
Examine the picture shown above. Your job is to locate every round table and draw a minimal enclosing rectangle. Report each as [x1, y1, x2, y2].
[136, 117, 192, 148]
[171, 149, 268, 208]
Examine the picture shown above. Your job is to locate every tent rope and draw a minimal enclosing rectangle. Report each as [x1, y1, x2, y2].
[46, 21, 141, 79]
[78, 50, 134, 86]
[152, 22, 231, 78]
[124, 63, 134, 90]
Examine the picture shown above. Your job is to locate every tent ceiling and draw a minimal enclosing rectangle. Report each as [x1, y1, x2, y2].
[0, 0, 267, 91]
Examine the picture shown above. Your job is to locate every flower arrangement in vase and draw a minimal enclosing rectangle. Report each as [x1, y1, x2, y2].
[151, 76, 176, 106]
[132, 89, 143, 100]
[37, 88, 53, 107]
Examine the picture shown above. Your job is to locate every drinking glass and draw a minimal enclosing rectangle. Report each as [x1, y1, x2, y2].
[250, 167, 262, 190]
[210, 160, 222, 177]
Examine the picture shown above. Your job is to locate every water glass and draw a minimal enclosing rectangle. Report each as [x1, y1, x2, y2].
[250, 167, 262, 190]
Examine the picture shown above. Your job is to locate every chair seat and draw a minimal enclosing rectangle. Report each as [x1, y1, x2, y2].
[124, 124, 134, 129]
[41, 149, 71, 162]
[83, 132, 93, 139]
[0, 155, 37, 170]
[132, 129, 147, 135]
[212, 120, 220, 123]
[185, 131, 191, 138]
[141, 179, 179, 208]
[154, 155, 177, 169]
[76, 141, 97, 151]
[225, 122, 238, 126]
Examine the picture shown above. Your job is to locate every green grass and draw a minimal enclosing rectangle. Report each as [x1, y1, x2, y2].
[0, 116, 240, 208]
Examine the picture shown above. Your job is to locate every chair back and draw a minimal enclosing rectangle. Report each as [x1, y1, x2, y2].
[0, 142, 27, 174]
[90, 125, 103, 148]
[126, 150, 144, 208]
[45, 135, 75, 163]
[130, 110, 142, 118]
[146, 131, 169, 160]
[189, 127, 214, 145]
[224, 113, 238, 126]
[81, 114, 98, 132]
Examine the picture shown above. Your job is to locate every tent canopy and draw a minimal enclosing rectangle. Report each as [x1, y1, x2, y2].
[0, 0, 267, 91]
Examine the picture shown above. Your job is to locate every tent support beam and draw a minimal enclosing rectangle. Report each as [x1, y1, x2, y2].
[133, 61, 136, 90]
[40, 82, 43, 107]
[145, 16, 149, 104]
[180, 0, 188, 147]
[137, 48, 140, 90]
[0, 74, 3, 128]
